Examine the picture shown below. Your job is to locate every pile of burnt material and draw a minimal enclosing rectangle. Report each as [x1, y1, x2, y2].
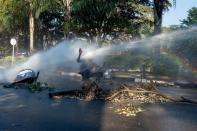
[49, 81, 170, 116]
[49, 80, 173, 103]
[49, 81, 109, 101]
[49, 80, 197, 117]
[49, 80, 197, 103]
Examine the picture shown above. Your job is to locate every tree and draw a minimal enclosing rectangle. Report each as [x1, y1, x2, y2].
[181, 7, 197, 26]
[71, 0, 120, 38]
[153, 0, 172, 34]
[70, 0, 153, 40]
[0, 0, 29, 53]
[170, 7, 197, 69]
[152, 0, 176, 73]
[0, 0, 60, 52]
[118, 0, 153, 37]
[26, 0, 59, 53]
[55, 0, 72, 37]
[39, 11, 64, 49]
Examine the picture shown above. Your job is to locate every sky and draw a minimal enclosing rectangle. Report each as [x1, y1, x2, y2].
[163, 0, 197, 27]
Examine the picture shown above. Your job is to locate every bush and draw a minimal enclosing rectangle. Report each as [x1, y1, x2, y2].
[0, 56, 12, 64]
[151, 54, 180, 76]
[0, 55, 28, 64]
[105, 52, 151, 69]
[169, 29, 197, 69]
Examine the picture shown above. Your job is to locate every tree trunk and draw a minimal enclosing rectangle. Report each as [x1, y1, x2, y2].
[24, 28, 29, 52]
[153, 0, 163, 35]
[153, 0, 164, 57]
[63, 0, 71, 38]
[65, 0, 71, 20]
[15, 32, 19, 56]
[29, 11, 35, 53]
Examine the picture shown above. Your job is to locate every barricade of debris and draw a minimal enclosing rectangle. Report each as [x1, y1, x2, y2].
[105, 82, 170, 116]
[50, 80, 197, 117]
[49, 80, 108, 100]
[107, 82, 197, 116]
[106, 82, 169, 103]
[49, 81, 169, 116]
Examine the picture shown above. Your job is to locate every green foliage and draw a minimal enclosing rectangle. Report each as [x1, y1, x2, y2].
[169, 29, 197, 69]
[27, 82, 53, 92]
[181, 7, 197, 26]
[5, 82, 54, 93]
[121, 0, 154, 37]
[0, 0, 190, 57]
[151, 54, 180, 76]
[0, 0, 29, 33]
[63, 20, 75, 33]
[105, 51, 184, 77]
[105, 51, 152, 70]
[70, 0, 153, 38]
[0, 0, 155, 48]
[0, 56, 12, 63]
[71, 0, 121, 36]
[0, 55, 28, 64]
[161, 7, 197, 71]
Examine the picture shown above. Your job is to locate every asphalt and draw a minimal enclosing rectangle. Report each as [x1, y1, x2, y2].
[0, 74, 197, 131]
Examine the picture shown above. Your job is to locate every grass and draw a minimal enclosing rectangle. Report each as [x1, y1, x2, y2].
[0, 55, 28, 65]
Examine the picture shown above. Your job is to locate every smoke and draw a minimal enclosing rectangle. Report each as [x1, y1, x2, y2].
[0, 26, 196, 83]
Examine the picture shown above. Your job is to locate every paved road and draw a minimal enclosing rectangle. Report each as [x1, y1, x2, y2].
[0, 75, 197, 131]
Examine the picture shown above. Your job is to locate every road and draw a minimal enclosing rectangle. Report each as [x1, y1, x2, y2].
[0, 73, 197, 131]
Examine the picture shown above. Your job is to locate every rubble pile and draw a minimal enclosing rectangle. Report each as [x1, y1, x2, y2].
[106, 81, 197, 117]
[74, 81, 105, 101]
[106, 82, 171, 116]
[49, 80, 108, 100]
[113, 103, 142, 117]
[106, 83, 170, 103]
[50, 81, 173, 117]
